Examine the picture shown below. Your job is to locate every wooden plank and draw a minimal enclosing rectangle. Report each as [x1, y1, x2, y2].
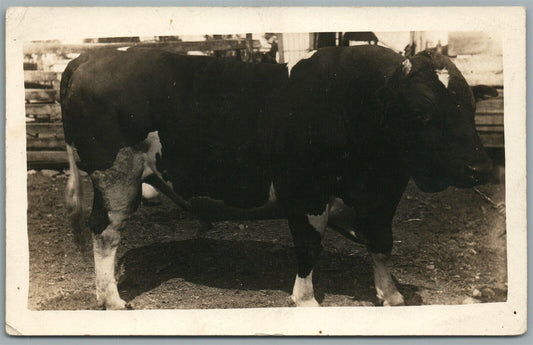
[475, 114, 504, 125]
[25, 103, 61, 117]
[27, 137, 66, 149]
[23, 40, 259, 55]
[476, 96, 503, 114]
[25, 89, 59, 102]
[479, 133, 505, 148]
[24, 71, 61, 83]
[27, 151, 68, 165]
[26, 123, 64, 139]
[476, 125, 504, 133]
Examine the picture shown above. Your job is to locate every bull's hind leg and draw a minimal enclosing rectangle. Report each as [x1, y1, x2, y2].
[88, 147, 145, 309]
[288, 204, 329, 307]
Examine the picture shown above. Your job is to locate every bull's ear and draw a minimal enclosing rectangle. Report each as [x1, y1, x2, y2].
[401, 59, 412, 76]
[471, 85, 499, 102]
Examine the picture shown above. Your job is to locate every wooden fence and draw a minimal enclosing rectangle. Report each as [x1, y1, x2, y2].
[474, 87, 504, 148]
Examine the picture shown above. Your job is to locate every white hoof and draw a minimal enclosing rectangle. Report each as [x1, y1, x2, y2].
[291, 295, 320, 307]
[381, 292, 405, 306]
[104, 297, 127, 310]
[97, 290, 128, 310]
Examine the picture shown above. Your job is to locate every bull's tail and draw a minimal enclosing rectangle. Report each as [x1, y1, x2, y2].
[65, 144, 90, 253]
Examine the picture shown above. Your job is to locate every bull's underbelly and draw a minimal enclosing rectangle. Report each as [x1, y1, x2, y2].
[145, 131, 273, 209]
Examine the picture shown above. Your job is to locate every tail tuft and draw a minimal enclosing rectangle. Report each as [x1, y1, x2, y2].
[65, 144, 92, 256]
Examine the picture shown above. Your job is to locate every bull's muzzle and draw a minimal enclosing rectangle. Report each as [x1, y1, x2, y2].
[463, 159, 493, 186]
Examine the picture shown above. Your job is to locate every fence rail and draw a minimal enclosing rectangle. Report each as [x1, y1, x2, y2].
[23, 39, 260, 55]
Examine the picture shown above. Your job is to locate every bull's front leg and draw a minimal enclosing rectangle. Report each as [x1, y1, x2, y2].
[369, 251, 405, 306]
[288, 205, 329, 307]
[360, 218, 405, 306]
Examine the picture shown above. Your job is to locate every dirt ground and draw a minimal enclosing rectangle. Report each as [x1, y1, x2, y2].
[26, 170, 507, 310]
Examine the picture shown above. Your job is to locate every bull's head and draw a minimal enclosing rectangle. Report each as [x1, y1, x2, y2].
[382, 50, 493, 192]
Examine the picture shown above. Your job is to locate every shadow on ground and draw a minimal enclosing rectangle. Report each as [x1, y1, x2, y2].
[116, 238, 422, 307]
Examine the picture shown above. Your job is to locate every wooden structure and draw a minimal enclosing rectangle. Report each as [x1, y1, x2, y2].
[448, 32, 504, 148]
[25, 37, 259, 168]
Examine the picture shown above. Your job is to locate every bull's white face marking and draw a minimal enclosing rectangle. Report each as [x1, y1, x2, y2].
[268, 182, 277, 203]
[306, 204, 329, 236]
[402, 59, 412, 76]
[435, 68, 450, 88]
[370, 252, 405, 306]
[291, 271, 319, 307]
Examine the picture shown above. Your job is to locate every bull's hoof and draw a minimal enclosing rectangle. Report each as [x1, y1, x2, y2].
[381, 292, 405, 307]
[291, 295, 320, 307]
[105, 298, 127, 310]
[97, 297, 127, 310]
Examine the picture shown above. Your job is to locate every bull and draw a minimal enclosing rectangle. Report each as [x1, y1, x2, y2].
[61, 45, 492, 309]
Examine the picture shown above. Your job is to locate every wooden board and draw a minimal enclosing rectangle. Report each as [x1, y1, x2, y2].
[25, 89, 59, 102]
[476, 125, 504, 133]
[475, 114, 504, 126]
[24, 71, 61, 83]
[23, 40, 260, 55]
[27, 123, 64, 139]
[479, 133, 505, 148]
[27, 151, 68, 165]
[476, 97, 504, 115]
[27, 137, 66, 150]
[474, 88, 504, 145]
[25, 103, 61, 121]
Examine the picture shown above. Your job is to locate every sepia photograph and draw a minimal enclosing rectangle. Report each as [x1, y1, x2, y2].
[5, 7, 526, 336]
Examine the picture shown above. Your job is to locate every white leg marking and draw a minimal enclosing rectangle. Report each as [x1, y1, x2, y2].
[142, 183, 160, 200]
[370, 252, 405, 306]
[93, 216, 126, 310]
[140, 131, 177, 200]
[291, 270, 319, 307]
[141, 131, 163, 179]
[306, 204, 329, 236]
